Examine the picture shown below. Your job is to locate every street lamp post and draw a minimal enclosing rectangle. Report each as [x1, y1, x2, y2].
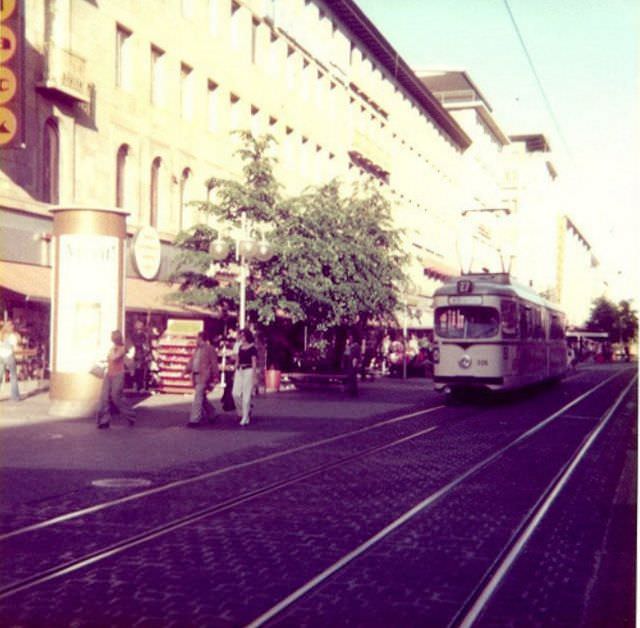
[208, 212, 273, 330]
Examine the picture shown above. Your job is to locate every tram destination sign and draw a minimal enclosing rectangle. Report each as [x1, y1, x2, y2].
[449, 295, 483, 305]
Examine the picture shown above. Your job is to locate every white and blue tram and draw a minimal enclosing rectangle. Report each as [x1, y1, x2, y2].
[432, 273, 568, 395]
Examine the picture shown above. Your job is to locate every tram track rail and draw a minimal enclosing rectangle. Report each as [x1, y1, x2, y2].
[0, 367, 608, 545]
[0, 367, 634, 622]
[0, 404, 446, 542]
[451, 372, 637, 628]
[0, 423, 442, 600]
[245, 369, 636, 626]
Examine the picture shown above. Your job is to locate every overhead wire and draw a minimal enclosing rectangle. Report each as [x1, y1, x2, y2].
[502, 0, 572, 159]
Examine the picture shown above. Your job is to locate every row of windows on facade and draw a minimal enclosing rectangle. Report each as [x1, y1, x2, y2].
[117, 25, 379, 137]
[40, 117, 192, 226]
[53, 0, 431, 130]
[114, 7, 447, 169]
[117, 30, 454, 193]
[39, 118, 379, 227]
[164, 0, 395, 104]
[40, 112, 466, 234]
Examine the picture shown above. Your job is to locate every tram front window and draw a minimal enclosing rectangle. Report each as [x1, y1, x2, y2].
[435, 306, 500, 339]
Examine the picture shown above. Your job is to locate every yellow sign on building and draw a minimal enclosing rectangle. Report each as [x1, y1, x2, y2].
[0, 0, 23, 148]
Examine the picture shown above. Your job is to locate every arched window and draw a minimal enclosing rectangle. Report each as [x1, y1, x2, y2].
[116, 144, 130, 209]
[179, 168, 193, 229]
[43, 118, 60, 204]
[150, 157, 162, 228]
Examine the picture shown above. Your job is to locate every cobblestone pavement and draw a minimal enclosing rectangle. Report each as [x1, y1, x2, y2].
[0, 365, 635, 626]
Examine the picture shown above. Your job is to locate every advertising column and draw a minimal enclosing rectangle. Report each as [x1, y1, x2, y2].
[49, 207, 128, 417]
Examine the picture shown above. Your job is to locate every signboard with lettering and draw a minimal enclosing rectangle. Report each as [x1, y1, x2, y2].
[56, 234, 121, 373]
[0, 0, 25, 148]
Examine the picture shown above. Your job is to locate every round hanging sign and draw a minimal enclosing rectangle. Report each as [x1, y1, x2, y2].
[133, 226, 162, 280]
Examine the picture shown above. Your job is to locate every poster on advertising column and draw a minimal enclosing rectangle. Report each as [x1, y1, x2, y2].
[56, 233, 121, 373]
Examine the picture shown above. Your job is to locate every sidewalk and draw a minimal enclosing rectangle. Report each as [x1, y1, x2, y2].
[0, 377, 439, 508]
[0, 378, 49, 402]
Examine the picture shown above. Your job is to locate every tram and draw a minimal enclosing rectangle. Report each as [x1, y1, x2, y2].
[432, 273, 568, 396]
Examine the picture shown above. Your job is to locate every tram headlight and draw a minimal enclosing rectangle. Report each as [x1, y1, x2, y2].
[458, 354, 472, 369]
[431, 347, 440, 364]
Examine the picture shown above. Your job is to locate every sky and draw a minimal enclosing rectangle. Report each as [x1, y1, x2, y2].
[355, 0, 639, 302]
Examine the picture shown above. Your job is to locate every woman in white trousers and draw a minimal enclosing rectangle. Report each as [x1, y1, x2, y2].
[232, 329, 258, 426]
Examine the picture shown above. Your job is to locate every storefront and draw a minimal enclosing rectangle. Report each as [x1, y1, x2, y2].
[0, 259, 220, 390]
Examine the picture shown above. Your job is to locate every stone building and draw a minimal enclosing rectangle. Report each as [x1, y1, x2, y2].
[2, 0, 478, 359]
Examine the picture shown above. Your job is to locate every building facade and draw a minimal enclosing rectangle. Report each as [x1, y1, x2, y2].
[557, 215, 600, 326]
[2, 0, 596, 379]
[1, 0, 475, 351]
[502, 133, 560, 297]
[418, 70, 513, 276]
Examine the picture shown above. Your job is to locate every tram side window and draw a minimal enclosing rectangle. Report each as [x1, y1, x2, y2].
[533, 307, 545, 340]
[519, 307, 530, 339]
[519, 305, 544, 340]
[500, 300, 518, 338]
[550, 313, 566, 339]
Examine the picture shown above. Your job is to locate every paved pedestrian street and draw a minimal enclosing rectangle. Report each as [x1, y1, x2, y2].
[0, 365, 636, 626]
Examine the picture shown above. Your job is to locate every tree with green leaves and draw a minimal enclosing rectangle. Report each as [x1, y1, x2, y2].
[615, 299, 638, 343]
[271, 179, 408, 331]
[171, 131, 408, 340]
[170, 131, 286, 320]
[586, 296, 638, 343]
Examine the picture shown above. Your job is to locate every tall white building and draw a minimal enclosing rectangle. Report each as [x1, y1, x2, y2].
[557, 216, 600, 326]
[418, 70, 513, 275]
[502, 134, 560, 296]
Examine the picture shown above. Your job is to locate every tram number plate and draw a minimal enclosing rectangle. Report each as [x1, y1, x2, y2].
[477, 359, 488, 366]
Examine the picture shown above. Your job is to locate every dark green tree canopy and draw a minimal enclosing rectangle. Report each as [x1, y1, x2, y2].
[269, 179, 408, 330]
[586, 296, 638, 343]
[171, 132, 408, 332]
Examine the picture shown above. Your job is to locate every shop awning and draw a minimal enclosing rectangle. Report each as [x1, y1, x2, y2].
[125, 276, 213, 316]
[0, 261, 212, 316]
[0, 260, 51, 302]
[411, 245, 458, 280]
[422, 256, 458, 280]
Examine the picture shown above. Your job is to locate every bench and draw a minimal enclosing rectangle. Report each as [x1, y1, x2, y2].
[284, 372, 349, 390]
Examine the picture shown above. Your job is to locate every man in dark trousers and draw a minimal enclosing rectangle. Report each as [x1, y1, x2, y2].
[130, 319, 150, 392]
[184, 332, 220, 427]
[343, 332, 361, 397]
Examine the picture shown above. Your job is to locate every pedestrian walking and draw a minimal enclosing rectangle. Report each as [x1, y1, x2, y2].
[96, 330, 136, 429]
[130, 319, 151, 392]
[220, 336, 236, 411]
[343, 332, 361, 397]
[184, 332, 220, 427]
[232, 329, 257, 426]
[0, 320, 21, 401]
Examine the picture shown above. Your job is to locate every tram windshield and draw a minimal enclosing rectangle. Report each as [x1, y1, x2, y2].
[435, 306, 500, 339]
